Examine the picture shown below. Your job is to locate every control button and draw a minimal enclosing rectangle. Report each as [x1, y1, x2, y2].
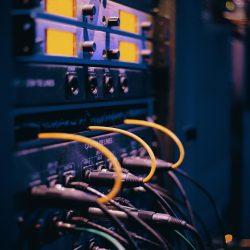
[141, 21, 152, 31]
[82, 41, 96, 53]
[119, 76, 129, 94]
[66, 74, 79, 96]
[106, 17, 120, 27]
[141, 49, 152, 59]
[82, 4, 96, 16]
[103, 49, 120, 60]
[88, 75, 98, 95]
[104, 75, 115, 94]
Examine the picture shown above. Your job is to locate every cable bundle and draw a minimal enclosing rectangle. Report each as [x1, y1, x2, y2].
[24, 120, 228, 250]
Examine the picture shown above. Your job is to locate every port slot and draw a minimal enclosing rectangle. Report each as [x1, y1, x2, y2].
[65, 73, 79, 96]
[14, 105, 148, 143]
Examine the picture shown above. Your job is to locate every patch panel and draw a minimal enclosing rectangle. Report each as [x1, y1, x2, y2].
[14, 103, 151, 144]
[14, 126, 155, 192]
[13, 64, 153, 106]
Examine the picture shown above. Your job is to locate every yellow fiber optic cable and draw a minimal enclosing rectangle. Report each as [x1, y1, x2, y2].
[88, 126, 156, 183]
[124, 119, 185, 169]
[38, 133, 122, 204]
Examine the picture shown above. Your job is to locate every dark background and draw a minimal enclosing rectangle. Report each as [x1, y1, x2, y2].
[1, 0, 249, 248]
[175, 0, 250, 239]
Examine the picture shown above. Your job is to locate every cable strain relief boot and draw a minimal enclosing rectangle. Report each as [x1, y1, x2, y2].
[152, 213, 187, 227]
[125, 174, 144, 186]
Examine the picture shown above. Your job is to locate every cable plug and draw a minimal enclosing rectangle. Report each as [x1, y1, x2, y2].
[136, 210, 187, 227]
[107, 161, 130, 174]
[67, 181, 90, 191]
[122, 156, 172, 170]
[151, 213, 187, 227]
[87, 206, 188, 228]
[84, 170, 143, 187]
[30, 184, 96, 208]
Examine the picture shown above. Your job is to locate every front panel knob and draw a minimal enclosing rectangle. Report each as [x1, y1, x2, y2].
[141, 49, 152, 59]
[106, 17, 120, 27]
[82, 4, 96, 16]
[103, 49, 120, 60]
[141, 21, 152, 31]
[82, 41, 96, 52]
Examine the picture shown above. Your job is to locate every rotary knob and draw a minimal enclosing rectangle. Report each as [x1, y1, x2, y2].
[82, 41, 96, 53]
[82, 4, 96, 16]
[141, 21, 152, 31]
[106, 17, 120, 27]
[103, 49, 120, 60]
[141, 49, 152, 59]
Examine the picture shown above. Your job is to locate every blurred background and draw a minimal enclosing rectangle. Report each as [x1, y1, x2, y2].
[0, 0, 250, 249]
[173, 0, 250, 244]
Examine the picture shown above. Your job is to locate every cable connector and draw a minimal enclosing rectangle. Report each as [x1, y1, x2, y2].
[84, 171, 144, 187]
[122, 156, 172, 170]
[30, 184, 96, 208]
[136, 210, 187, 227]
[151, 213, 187, 227]
[87, 206, 188, 228]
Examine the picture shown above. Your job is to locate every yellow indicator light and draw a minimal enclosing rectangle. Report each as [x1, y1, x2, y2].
[119, 41, 138, 63]
[225, 234, 233, 244]
[45, 0, 76, 18]
[46, 29, 76, 57]
[225, 1, 235, 11]
[120, 10, 138, 34]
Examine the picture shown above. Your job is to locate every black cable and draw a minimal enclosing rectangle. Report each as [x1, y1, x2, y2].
[154, 197, 172, 214]
[70, 216, 162, 249]
[87, 203, 202, 250]
[87, 186, 168, 250]
[130, 232, 162, 248]
[70, 170, 204, 249]
[71, 217, 163, 249]
[159, 190, 213, 247]
[82, 169, 172, 216]
[147, 189, 200, 250]
[167, 171, 195, 225]
[154, 186, 213, 249]
[155, 188, 191, 220]
[122, 156, 226, 249]
[143, 181, 195, 249]
[185, 224, 205, 250]
[30, 186, 137, 248]
[69, 181, 168, 250]
[70, 216, 128, 246]
[151, 178, 218, 250]
[174, 168, 227, 250]
[114, 197, 136, 208]
[143, 183, 176, 216]
[73, 245, 84, 250]
[95, 202, 138, 250]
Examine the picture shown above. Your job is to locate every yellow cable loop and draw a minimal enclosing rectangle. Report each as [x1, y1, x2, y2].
[88, 126, 156, 183]
[124, 119, 185, 169]
[38, 133, 122, 204]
